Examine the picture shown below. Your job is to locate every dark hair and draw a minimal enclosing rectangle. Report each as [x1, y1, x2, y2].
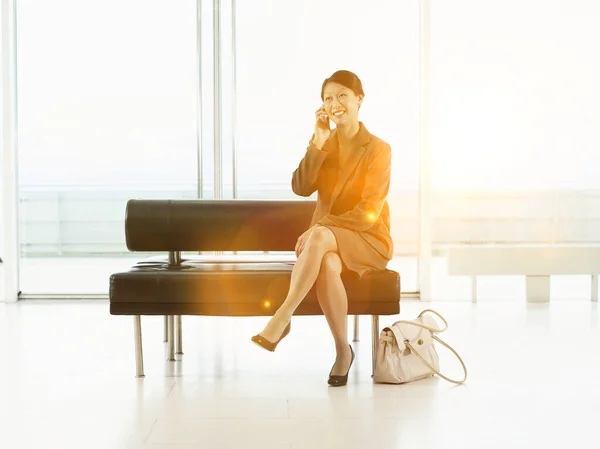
[320, 70, 365, 101]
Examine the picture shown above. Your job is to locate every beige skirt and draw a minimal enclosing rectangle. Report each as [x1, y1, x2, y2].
[324, 225, 391, 278]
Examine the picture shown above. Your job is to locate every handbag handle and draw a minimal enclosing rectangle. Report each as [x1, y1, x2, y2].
[391, 309, 449, 333]
[405, 335, 468, 385]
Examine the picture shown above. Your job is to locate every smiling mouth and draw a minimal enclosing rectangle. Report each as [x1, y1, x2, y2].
[333, 110, 345, 117]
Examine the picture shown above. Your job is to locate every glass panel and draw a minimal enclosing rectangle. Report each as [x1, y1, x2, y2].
[430, 0, 600, 300]
[17, 0, 199, 294]
[232, 0, 420, 292]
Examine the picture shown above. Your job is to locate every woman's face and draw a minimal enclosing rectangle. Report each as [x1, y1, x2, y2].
[322, 81, 362, 127]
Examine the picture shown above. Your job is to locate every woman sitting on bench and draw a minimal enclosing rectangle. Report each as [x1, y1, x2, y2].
[251, 70, 393, 387]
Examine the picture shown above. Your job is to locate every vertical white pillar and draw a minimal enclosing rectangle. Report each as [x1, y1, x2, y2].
[213, 0, 223, 200]
[1, 0, 20, 303]
[231, 0, 237, 199]
[196, 0, 204, 199]
[418, 0, 432, 301]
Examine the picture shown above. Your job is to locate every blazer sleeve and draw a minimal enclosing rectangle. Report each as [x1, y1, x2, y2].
[317, 143, 391, 232]
[291, 141, 329, 197]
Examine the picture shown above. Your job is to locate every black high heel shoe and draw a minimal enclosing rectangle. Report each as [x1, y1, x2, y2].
[328, 345, 355, 387]
[251, 322, 291, 352]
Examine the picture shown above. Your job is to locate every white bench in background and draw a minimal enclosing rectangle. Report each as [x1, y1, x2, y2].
[448, 246, 600, 303]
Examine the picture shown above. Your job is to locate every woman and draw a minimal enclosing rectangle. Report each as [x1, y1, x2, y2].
[251, 70, 393, 387]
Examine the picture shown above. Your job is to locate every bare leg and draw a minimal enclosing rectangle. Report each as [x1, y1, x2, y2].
[316, 252, 353, 376]
[258, 226, 338, 342]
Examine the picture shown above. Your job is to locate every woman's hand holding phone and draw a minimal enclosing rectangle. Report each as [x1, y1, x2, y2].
[312, 106, 330, 150]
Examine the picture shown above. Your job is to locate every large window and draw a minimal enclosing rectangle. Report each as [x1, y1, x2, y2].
[17, 0, 199, 294]
[16, 0, 598, 299]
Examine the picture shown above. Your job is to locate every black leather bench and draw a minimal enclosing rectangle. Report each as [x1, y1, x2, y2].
[109, 199, 401, 377]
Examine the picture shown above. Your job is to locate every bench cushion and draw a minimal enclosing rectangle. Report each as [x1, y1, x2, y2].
[109, 257, 400, 316]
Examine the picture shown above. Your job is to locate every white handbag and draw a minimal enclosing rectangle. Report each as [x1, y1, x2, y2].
[373, 309, 468, 385]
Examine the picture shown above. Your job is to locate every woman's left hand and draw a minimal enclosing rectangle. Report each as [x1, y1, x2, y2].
[295, 225, 317, 257]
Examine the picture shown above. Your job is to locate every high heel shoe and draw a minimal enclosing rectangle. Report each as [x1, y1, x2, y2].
[328, 345, 355, 387]
[251, 322, 291, 352]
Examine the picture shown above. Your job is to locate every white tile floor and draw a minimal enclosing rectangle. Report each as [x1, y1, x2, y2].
[1, 298, 599, 449]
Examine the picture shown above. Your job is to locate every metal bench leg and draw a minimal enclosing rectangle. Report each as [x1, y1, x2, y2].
[134, 315, 145, 378]
[471, 276, 477, 303]
[592, 275, 598, 302]
[352, 315, 359, 342]
[163, 316, 168, 342]
[371, 315, 379, 377]
[168, 315, 175, 361]
[176, 315, 183, 355]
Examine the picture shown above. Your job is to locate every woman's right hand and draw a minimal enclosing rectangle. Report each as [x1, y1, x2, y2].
[312, 106, 330, 149]
[295, 225, 317, 257]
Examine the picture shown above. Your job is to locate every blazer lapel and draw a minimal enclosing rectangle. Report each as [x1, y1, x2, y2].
[329, 123, 371, 206]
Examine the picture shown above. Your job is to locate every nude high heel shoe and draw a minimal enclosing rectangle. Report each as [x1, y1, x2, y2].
[251, 322, 291, 352]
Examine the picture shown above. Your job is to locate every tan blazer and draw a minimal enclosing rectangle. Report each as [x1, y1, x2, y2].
[291, 122, 393, 274]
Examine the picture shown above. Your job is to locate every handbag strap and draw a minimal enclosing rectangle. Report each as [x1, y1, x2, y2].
[405, 335, 468, 385]
[390, 309, 449, 333]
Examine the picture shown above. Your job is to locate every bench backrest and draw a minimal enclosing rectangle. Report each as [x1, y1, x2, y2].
[125, 199, 316, 252]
